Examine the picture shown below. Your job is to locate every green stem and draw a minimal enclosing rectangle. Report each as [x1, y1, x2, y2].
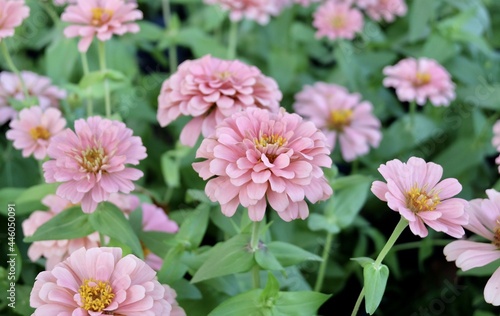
[351, 287, 365, 316]
[38, 160, 44, 183]
[80, 53, 94, 116]
[314, 231, 334, 292]
[252, 265, 261, 289]
[250, 220, 261, 288]
[227, 21, 238, 59]
[97, 41, 111, 118]
[1, 41, 29, 99]
[162, 0, 178, 73]
[351, 160, 359, 174]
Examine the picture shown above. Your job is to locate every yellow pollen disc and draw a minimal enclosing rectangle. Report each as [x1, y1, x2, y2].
[29, 126, 51, 141]
[141, 241, 151, 257]
[415, 72, 431, 86]
[254, 134, 286, 148]
[331, 15, 346, 28]
[91, 7, 114, 26]
[406, 187, 440, 213]
[81, 147, 106, 173]
[494, 220, 500, 248]
[78, 278, 114, 312]
[329, 109, 353, 132]
[216, 71, 232, 80]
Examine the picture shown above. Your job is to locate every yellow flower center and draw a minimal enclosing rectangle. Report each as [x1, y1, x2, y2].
[80, 147, 106, 173]
[91, 7, 114, 26]
[78, 278, 114, 312]
[216, 71, 232, 80]
[493, 220, 500, 248]
[406, 186, 440, 213]
[415, 72, 431, 86]
[29, 126, 51, 141]
[331, 15, 345, 29]
[254, 133, 287, 163]
[329, 109, 353, 132]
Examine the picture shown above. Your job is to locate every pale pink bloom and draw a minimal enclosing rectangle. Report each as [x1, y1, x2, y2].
[372, 157, 468, 238]
[0, 0, 29, 39]
[294, 82, 381, 161]
[204, 0, 281, 25]
[61, 0, 143, 52]
[164, 285, 187, 316]
[0, 71, 67, 125]
[22, 195, 100, 270]
[383, 57, 455, 106]
[107, 192, 140, 215]
[293, 0, 320, 6]
[53, 0, 77, 5]
[43, 116, 147, 213]
[313, 1, 364, 40]
[157, 55, 282, 147]
[444, 190, 500, 306]
[492, 120, 500, 173]
[193, 108, 333, 221]
[356, 0, 407, 22]
[6, 106, 66, 160]
[30, 247, 176, 315]
[141, 203, 179, 270]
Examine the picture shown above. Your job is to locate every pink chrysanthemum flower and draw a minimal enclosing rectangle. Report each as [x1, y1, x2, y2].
[30, 247, 178, 315]
[204, 0, 280, 25]
[142, 203, 179, 270]
[0, 0, 30, 39]
[157, 55, 282, 147]
[293, 82, 382, 162]
[61, 0, 143, 52]
[193, 108, 333, 221]
[492, 120, 500, 173]
[383, 57, 455, 106]
[313, 1, 364, 40]
[22, 195, 100, 270]
[43, 116, 147, 213]
[0, 71, 67, 125]
[164, 285, 187, 316]
[356, 0, 407, 22]
[107, 192, 140, 214]
[371, 157, 468, 238]
[6, 106, 66, 160]
[444, 190, 500, 306]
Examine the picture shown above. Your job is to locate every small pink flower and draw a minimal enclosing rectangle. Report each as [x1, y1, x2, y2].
[313, 1, 364, 40]
[293, 82, 381, 161]
[383, 57, 455, 106]
[157, 55, 282, 146]
[0, 0, 29, 39]
[22, 195, 100, 270]
[204, 0, 281, 25]
[6, 106, 66, 160]
[492, 120, 500, 173]
[0, 71, 67, 125]
[356, 0, 407, 22]
[61, 0, 143, 52]
[30, 247, 177, 315]
[43, 116, 147, 213]
[372, 157, 468, 238]
[107, 192, 140, 214]
[193, 108, 333, 221]
[444, 190, 500, 306]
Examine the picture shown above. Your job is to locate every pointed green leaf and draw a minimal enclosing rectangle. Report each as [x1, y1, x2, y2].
[274, 291, 331, 316]
[208, 289, 262, 316]
[176, 204, 210, 249]
[268, 241, 322, 267]
[255, 245, 283, 271]
[364, 263, 389, 315]
[157, 245, 188, 284]
[351, 257, 375, 268]
[14, 183, 59, 215]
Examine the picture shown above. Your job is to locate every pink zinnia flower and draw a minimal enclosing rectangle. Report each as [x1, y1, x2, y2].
[6, 106, 66, 160]
[193, 108, 333, 221]
[61, 0, 143, 52]
[293, 82, 382, 161]
[204, 0, 281, 25]
[22, 195, 100, 270]
[53, 0, 77, 5]
[356, 0, 407, 22]
[43, 116, 147, 213]
[157, 55, 282, 147]
[492, 120, 500, 173]
[313, 1, 364, 40]
[164, 285, 187, 316]
[371, 157, 468, 238]
[107, 192, 140, 215]
[0, 71, 67, 125]
[444, 190, 500, 306]
[0, 0, 29, 39]
[30, 247, 178, 315]
[383, 57, 456, 106]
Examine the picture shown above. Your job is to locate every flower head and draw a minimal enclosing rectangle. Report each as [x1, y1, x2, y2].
[492, 120, 500, 173]
[444, 189, 500, 306]
[6, 106, 66, 160]
[0, 71, 66, 125]
[204, 0, 283, 25]
[43, 116, 147, 213]
[383, 57, 455, 106]
[356, 0, 407, 22]
[157, 55, 282, 146]
[53, 0, 77, 5]
[193, 107, 333, 221]
[0, 0, 30, 39]
[293, 82, 381, 161]
[30, 247, 179, 315]
[313, 1, 364, 40]
[371, 157, 468, 238]
[61, 0, 143, 52]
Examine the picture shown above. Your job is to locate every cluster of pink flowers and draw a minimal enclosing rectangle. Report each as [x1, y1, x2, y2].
[293, 82, 382, 161]
[492, 120, 500, 173]
[356, 0, 407, 22]
[204, 0, 286, 25]
[0, 0, 30, 39]
[193, 107, 333, 221]
[313, 1, 364, 41]
[157, 55, 282, 146]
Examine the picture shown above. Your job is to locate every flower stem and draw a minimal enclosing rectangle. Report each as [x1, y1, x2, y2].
[80, 52, 93, 116]
[351, 217, 408, 316]
[162, 0, 178, 73]
[97, 41, 111, 118]
[250, 220, 261, 288]
[227, 21, 238, 59]
[1, 41, 29, 99]
[314, 231, 334, 292]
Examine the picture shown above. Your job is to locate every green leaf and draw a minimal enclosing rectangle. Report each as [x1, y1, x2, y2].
[157, 245, 188, 284]
[79, 70, 127, 89]
[139, 231, 176, 258]
[161, 152, 180, 188]
[273, 291, 331, 316]
[351, 257, 375, 268]
[261, 273, 280, 302]
[24, 206, 94, 242]
[434, 138, 488, 178]
[208, 289, 262, 316]
[45, 36, 79, 83]
[14, 183, 59, 215]
[191, 233, 254, 283]
[268, 241, 322, 267]
[255, 245, 284, 271]
[175, 28, 226, 58]
[0, 188, 23, 216]
[409, 0, 434, 42]
[364, 263, 389, 315]
[175, 204, 210, 249]
[89, 202, 143, 258]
